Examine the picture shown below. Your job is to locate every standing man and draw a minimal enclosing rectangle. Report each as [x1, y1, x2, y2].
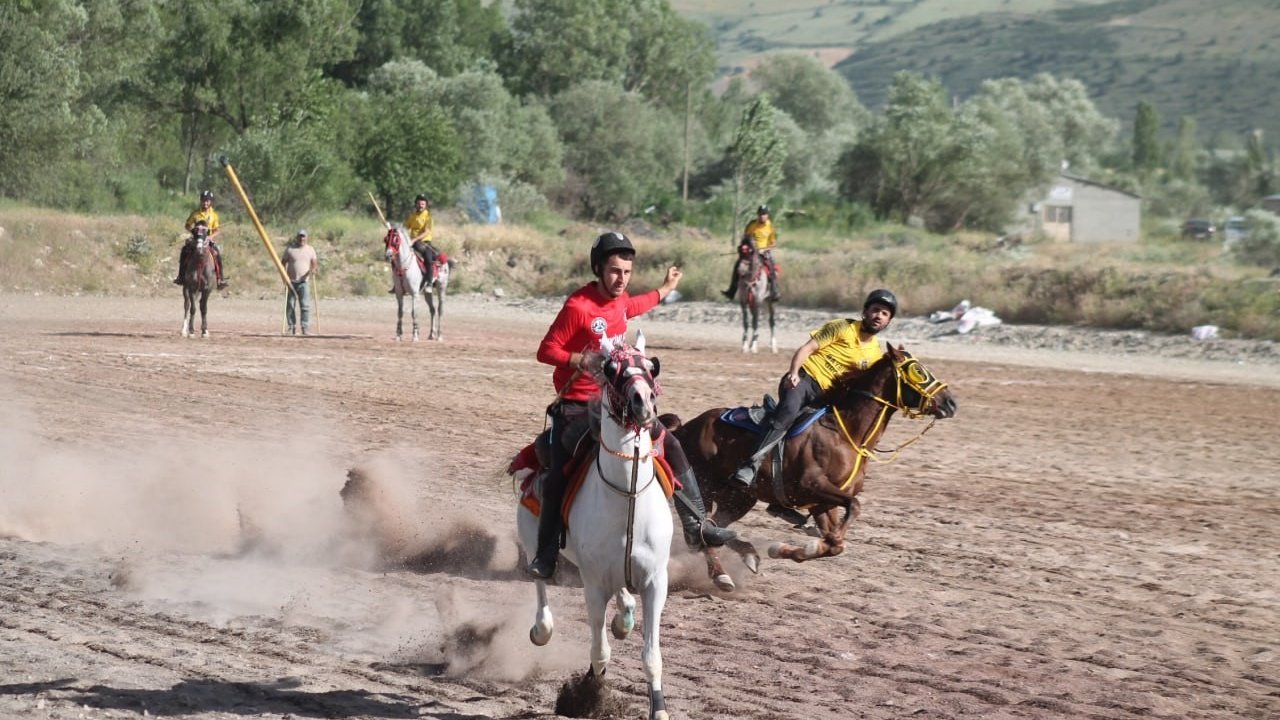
[405, 193, 439, 291]
[527, 231, 737, 579]
[282, 229, 318, 336]
[176, 190, 228, 289]
[722, 204, 779, 301]
[733, 289, 899, 488]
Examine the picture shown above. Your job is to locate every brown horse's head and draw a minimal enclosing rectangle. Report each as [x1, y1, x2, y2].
[592, 332, 661, 430]
[829, 344, 957, 419]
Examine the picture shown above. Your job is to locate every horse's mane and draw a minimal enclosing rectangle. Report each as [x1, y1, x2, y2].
[820, 347, 900, 408]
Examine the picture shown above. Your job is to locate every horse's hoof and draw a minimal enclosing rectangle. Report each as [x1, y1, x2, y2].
[712, 574, 735, 592]
[767, 542, 786, 559]
[530, 625, 552, 647]
[653, 711, 670, 720]
[743, 553, 761, 574]
[201, 331, 209, 338]
[610, 611, 634, 639]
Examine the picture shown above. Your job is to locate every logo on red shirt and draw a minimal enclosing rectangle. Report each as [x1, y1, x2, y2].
[590, 317, 607, 335]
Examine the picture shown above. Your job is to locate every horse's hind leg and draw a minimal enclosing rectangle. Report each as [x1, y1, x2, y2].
[704, 548, 735, 591]
[610, 588, 635, 639]
[529, 579, 554, 646]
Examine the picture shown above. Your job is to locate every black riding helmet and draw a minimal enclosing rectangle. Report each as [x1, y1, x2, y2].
[757, 204, 770, 215]
[590, 231, 635, 275]
[200, 190, 214, 202]
[863, 288, 898, 318]
[415, 193, 429, 205]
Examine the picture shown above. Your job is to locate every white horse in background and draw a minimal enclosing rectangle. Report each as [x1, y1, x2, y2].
[516, 331, 674, 720]
[383, 225, 424, 341]
[736, 243, 777, 354]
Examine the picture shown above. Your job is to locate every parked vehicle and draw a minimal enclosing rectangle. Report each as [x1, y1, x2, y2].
[1223, 216, 1247, 246]
[1182, 218, 1215, 240]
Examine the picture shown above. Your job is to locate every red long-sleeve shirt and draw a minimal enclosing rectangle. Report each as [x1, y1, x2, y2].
[537, 282, 661, 401]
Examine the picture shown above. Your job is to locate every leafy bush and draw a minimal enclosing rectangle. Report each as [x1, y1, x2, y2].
[1232, 210, 1280, 267]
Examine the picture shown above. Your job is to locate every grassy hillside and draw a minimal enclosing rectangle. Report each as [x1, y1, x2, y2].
[676, 0, 1280, 141]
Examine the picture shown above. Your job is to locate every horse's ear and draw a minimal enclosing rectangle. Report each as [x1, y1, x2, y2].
[599, 333, 616, 355]
[634, 329, 646, 354]
[649, 356, 660, 378]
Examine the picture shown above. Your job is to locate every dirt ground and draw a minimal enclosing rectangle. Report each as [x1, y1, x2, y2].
[0, 293, 1277, 720]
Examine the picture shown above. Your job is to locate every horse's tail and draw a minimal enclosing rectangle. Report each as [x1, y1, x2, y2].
[658, 412, 683, 432]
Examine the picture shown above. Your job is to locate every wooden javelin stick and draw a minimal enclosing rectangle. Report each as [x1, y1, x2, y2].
[368, 191, 391, 228]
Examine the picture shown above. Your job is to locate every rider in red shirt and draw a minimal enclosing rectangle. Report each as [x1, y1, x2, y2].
[527, 231, 737, 579]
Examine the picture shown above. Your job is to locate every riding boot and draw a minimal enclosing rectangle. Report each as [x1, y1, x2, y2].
[721, 267, 739, 300]
[672, 469, 737, 549]
[766, 275, 780, 302]
[528, 471, 568, 579]
[733, 426, 788, 486]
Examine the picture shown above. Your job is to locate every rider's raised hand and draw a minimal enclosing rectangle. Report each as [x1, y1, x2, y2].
[661, 265, 683, 296]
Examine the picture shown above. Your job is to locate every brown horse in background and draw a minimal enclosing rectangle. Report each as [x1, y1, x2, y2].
[181, 237, 216, 338]
[662, 344, 957, 590]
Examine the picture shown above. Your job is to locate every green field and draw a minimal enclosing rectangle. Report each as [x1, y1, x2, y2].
[675, 0, 1280, 141]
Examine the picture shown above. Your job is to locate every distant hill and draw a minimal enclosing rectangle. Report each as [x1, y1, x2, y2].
[675, 0, 1280, 144]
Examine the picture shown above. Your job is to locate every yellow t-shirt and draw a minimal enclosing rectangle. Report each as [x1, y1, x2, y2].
[185, 207, 220, 234]
[801, 319, 885, 391]
[405, 209, 433, 242]
[744, 217, 776, 251]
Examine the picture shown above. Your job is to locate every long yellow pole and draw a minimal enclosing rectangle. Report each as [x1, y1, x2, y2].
[368, 191, 391, 228]
[220, 156, 297, 304]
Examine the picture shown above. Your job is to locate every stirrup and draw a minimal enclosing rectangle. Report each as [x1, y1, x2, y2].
[732, 464, 757, 487]
[527, 555, 556, 579]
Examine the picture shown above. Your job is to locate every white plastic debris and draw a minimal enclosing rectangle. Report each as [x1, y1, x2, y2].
[1191, 325, 1219, 340]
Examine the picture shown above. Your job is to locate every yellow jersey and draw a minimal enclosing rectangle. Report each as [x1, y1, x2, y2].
[185, 207, 220, 234]
[801, 319, 885, 391]
[743, 217, 776, 252]
[405, 209, 433, 242]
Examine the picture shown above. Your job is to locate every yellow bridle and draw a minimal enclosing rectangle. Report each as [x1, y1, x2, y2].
[829, 356, 948, 492]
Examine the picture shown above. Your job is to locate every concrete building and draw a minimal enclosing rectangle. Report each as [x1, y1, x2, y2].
[1016, 173, 1141, 243]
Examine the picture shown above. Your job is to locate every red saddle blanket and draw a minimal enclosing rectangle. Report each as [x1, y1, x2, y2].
[509, 440, 676, 523]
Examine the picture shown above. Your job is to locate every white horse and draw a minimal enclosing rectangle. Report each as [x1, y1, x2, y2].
[422, 253, 450, 341]
[736, 245, 777, 353]
[516, 331, 674, 720]
[383, 226, 424, 341]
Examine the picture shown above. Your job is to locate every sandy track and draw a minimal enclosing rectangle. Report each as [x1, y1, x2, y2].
[0, 294, 1277, 719]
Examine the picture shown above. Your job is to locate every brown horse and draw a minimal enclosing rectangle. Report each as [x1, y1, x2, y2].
[662, 344, 956, 590]
[181, 237, 216, 338]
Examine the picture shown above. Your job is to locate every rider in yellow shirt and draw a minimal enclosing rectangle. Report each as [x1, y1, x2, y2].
[175, 190, 228, 289]
[732, 289, 898, 488]
[405, 193, 440, 292]
[721, 205, 779, 301]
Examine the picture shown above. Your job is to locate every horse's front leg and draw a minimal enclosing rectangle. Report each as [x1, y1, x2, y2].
[394, 292, 405, 340]
[640, 576, 669, 720]
[585, 583, 612, 679]
[199, 290, 209, 338]
[740, 301, 750, 352]
[767, 505, 852, 562]
[768, 300, 777, 353]
[410, 292, 420, 342]
[529, 579, 554, 646]
[610, 589, 635, 639]
[704, 547, 735, 591]
[181, 292, 192, 337]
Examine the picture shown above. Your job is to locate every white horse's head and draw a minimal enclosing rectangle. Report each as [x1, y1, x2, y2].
[595, 332, 661, 430]
[384, 226, 411, 264]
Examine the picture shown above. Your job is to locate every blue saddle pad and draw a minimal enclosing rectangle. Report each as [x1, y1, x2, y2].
[717, 405, 827, 438]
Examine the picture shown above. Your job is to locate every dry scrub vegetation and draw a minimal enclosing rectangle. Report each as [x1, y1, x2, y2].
[2, 205, 1277, 339]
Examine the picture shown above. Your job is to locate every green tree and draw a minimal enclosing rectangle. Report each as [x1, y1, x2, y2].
[1167, 115, 1199, 181]
[357, 103, 463, 217]
[726, 97, 786, 242]
[0, 1, 84, 201]
[750, 53, 868, 135]
[505, 0, 713, 108]
[549, 81, 681, 219]
[1132, 100, 1161, 178]
[328, 0, 507, 84]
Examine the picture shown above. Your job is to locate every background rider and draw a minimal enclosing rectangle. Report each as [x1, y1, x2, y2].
[722, 204, 779, 301]
[175, 190, 228, 290]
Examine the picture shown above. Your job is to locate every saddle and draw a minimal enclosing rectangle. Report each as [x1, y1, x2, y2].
[509, 427, 676, 523]
[717, 395, 827, 438]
